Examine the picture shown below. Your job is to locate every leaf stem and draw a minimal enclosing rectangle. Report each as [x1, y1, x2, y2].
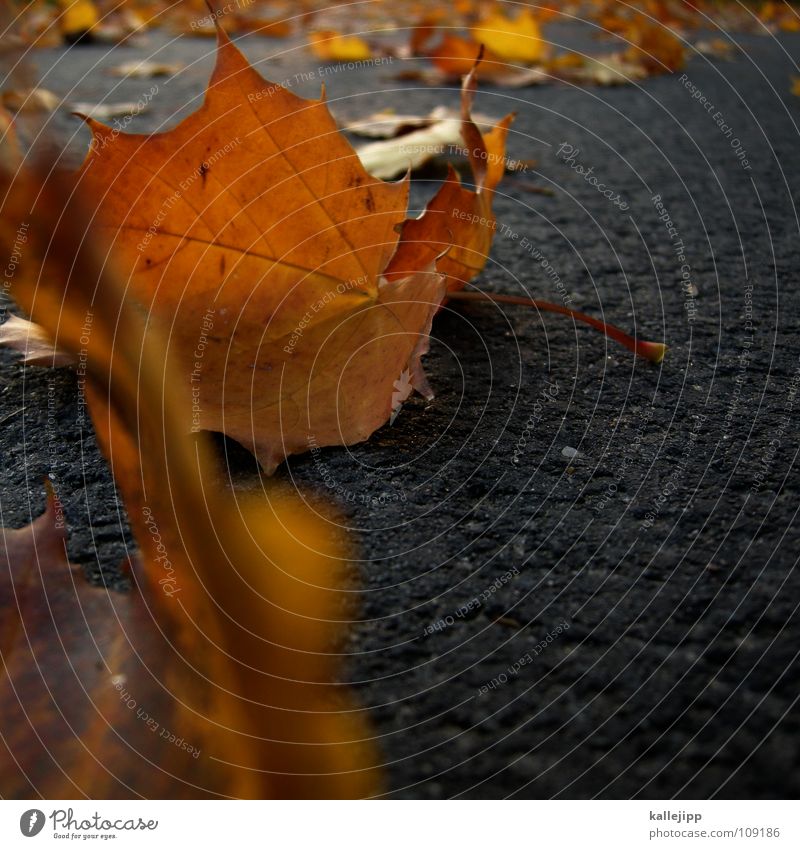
[446, 290, 666, 363]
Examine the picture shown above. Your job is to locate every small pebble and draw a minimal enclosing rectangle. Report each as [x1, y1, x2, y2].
[561, 446, 579, 459]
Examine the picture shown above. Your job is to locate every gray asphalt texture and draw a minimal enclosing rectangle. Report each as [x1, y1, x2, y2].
[2, 20, 800, 798]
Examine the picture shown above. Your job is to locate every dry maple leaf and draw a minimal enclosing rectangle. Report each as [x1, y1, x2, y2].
[0, 167, 378, 798]
[8, 20, 664, 485]
[74, 25, 466, 473]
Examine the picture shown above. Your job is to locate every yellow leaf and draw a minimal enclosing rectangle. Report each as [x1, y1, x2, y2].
[471, 8, 546, 64]
[57, 0, 99, 38]
[310, 30, 372, 62]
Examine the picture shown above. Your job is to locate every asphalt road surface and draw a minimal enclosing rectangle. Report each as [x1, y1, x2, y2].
[2, 19, 800, 798]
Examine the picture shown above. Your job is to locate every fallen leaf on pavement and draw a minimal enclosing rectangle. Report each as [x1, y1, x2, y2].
[356, 114, 464, 179]
[70, 101, 149, 119]
[622, 16, 686, 73]
[693, 38, 736, 60]
[472, 8, 548, 64]
[76, 25, 446, 473]
[309, 30, 372, 62]
[1, 87, 60, 113]
[384, 62, 514, 292]
[0, 314, 75, 366]
[342, 105, 498, 139]
[110, 59, 184, 78]
[557, 53, 649, 86]
[429, 33, 501, 77]
[0, 168, 379, 798]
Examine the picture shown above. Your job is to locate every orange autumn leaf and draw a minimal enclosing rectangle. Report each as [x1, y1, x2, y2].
[76, 25, 446, 473]
[409, 11, 446, 56]
[778, 15, 800, 32]
[428, 33, 509, 79]
[0, 168, 378, 798]
[622, 17, 686, 73]
[430, 33, 484, 76]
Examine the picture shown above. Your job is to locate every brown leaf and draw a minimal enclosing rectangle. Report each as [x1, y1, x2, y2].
[76, 26, 446, 472]
[0, 167, 380, 798]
